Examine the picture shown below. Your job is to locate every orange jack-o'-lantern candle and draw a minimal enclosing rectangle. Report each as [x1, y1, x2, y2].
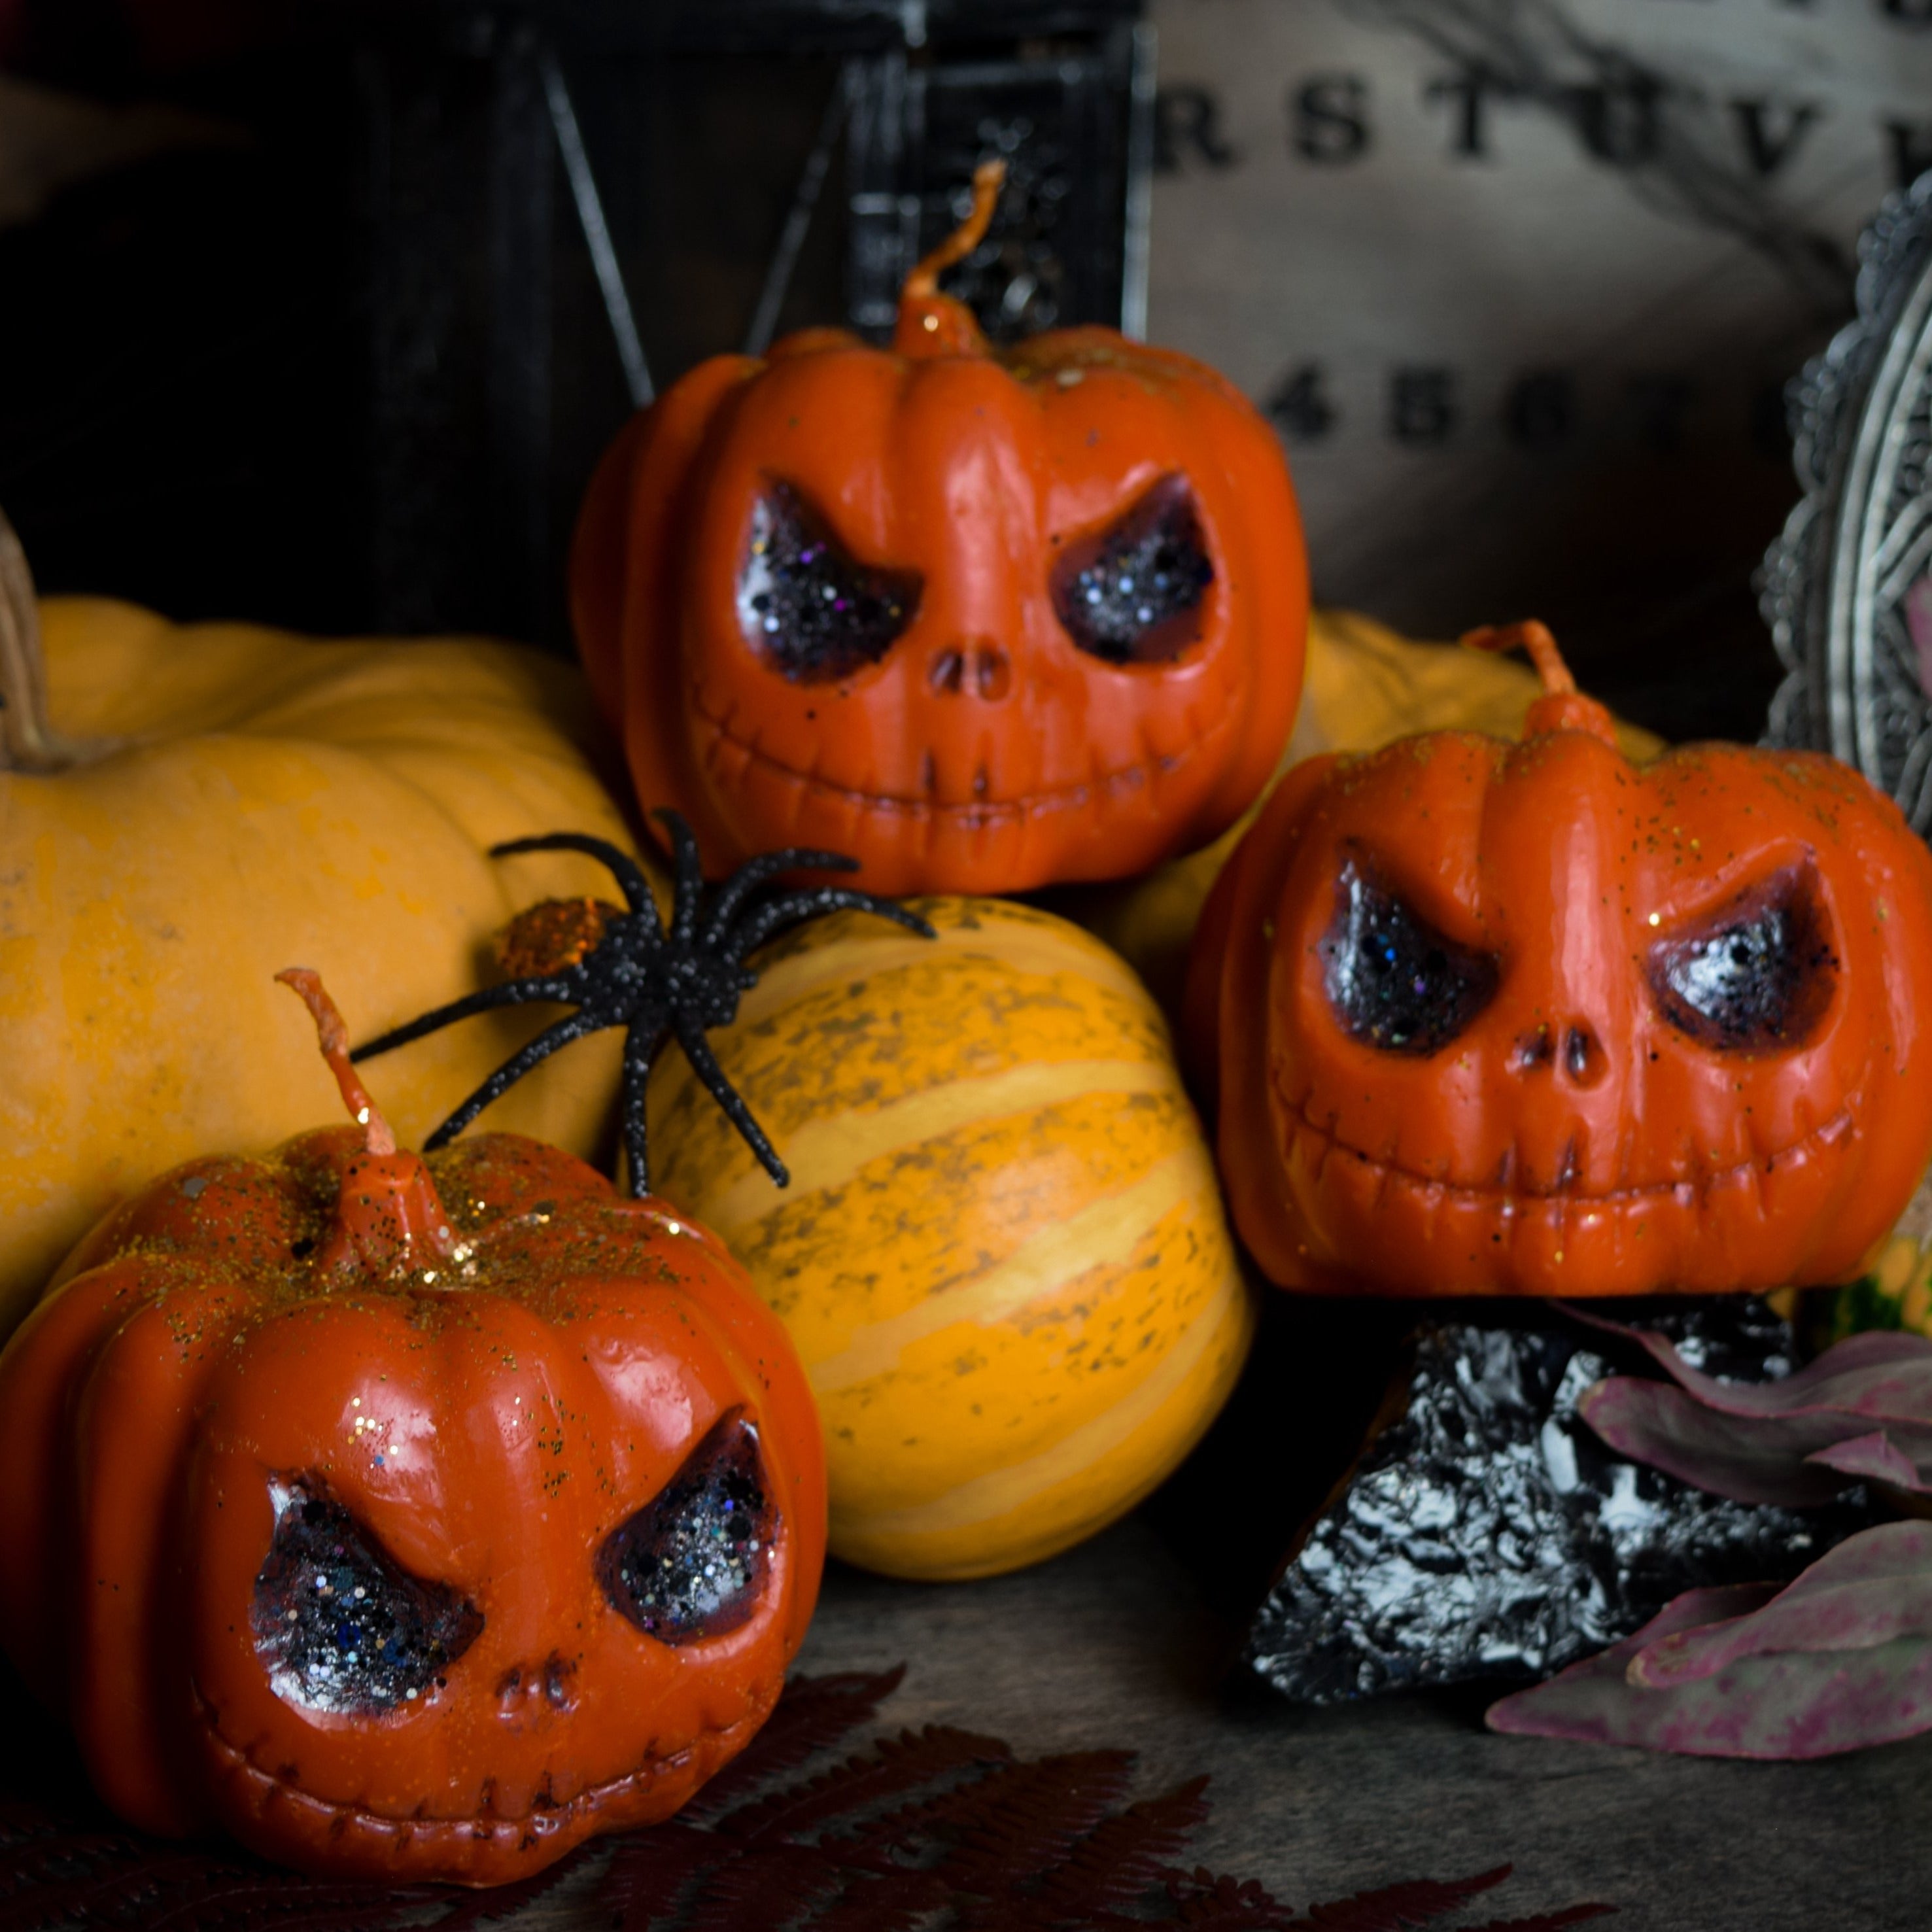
[0, 971, 825, 1885]
[572, 161, 1308, 897]
[1186, 621, 1932, 1298]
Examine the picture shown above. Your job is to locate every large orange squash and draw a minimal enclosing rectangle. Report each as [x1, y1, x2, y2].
[0, 517, 642, 1339]
[0, 974, 824, 1886]
[1188, 622, 1932, 1300]
[646, 896, 1254, 1579]
[572, 163, 1307, 897]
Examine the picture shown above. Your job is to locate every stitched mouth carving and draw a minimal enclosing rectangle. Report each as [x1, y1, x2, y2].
[692, 692, 1222, 821]
[1279, 1089, 1857, 1207]
[198, 1687, 765, 1833]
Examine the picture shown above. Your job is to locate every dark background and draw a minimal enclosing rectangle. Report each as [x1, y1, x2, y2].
[0, 0, 1911, 744]
[0, 1, 849, 644]
[0, 1, 1143, 651]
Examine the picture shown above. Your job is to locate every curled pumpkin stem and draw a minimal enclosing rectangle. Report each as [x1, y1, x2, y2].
[1459, 619, 1576, 697]
[277, 967, 398, 1156]
[901, 158, 1006, 303]
[1460, 619, 1617, 746]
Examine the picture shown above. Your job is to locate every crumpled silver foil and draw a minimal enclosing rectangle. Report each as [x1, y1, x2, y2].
[1246, 1303, 1876, 1703]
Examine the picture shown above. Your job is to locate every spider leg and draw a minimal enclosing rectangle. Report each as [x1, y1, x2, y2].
[700, 846, 860, 946]
[617, 1017, 666, 1197]
[491, 831, 663, 929]
[352, 977, 580, 1061]
[670, 1010, 789, 1188]
[725, 889, 936, 963]
[754, 845, 867, 873]
[421, 1014, 593, 1148]
[652, 809, 708, 945]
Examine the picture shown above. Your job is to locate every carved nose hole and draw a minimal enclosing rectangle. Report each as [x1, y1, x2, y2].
[498, 1655, 578, 1712]
[1564, 1026, 1606, 1087]
[975, 647, 1011, 699]
[1513, 1024, 1606, 1085]
[931, 645, 1010, 699]
[1513, 1027, 1554, 1072]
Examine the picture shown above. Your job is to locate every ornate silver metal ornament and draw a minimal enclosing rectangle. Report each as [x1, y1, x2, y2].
[1764, 173, 1932, 829]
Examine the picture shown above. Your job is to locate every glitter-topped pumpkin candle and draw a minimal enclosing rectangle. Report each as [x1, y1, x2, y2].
[1185, 622, 1932, 1299]
[570, 162, 1308, 897]
[0, 972, 825, 1886]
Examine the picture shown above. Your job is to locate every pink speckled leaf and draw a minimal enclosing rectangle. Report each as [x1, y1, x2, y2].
[1577, 1377, 1880, 1506]
[1489, 1525, 1932, 1758]
[1486, 1585, 1776, 1744]
[1572, 1320, 1932, 1505]
[1804, 1430, 1925, 1489]
[1631, 1521, 1932, 1686]
[1568, 1312, 1932, 1423]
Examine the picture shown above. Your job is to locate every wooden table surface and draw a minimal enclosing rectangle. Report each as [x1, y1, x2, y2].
[785, 1517, 1932, 1932]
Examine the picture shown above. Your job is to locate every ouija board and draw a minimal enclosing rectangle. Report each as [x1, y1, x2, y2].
[1145, 0, 1932, 739]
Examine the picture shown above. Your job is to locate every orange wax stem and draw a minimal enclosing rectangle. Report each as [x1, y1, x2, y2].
[1460, 619, 1616, 744]
[895, 159, 1006, 358]
[277, 966, 455, 1274]
[1461, 619, 1574, 695]
[901, 159, 1005, 302]
[277, 966, 398, 1154]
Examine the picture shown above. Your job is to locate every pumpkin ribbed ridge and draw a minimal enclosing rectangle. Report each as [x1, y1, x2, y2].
[647, 897, 1253, 1581]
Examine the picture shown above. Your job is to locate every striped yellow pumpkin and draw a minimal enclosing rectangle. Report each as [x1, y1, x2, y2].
[646, 897, 1254, 1581]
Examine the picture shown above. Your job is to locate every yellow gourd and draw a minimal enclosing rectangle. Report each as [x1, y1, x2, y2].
[0, 516, 642, 1336]
[646, 896, 1253, 1581]
[1829, 1170, 1932, 1342]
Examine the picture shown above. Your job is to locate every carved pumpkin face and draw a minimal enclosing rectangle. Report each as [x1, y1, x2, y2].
[0, 977, 825, 1885]
[1188, 624, 1932, 1298]
[572, 166, 1307, 897]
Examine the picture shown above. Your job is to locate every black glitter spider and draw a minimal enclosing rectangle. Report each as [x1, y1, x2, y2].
[353, 812, 935, 1196]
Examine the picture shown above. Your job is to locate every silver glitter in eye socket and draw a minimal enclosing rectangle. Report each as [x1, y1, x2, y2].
[738, 484, 921, 683]
[252, 1478, 481, 1715]
[598, 1409, 774, 1644]
[1051, 474, 1214, 665]
[1322, 856, 1498, 1055]
[1648, 866, 1838, 1052]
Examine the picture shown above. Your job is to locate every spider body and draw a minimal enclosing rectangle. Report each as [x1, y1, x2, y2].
[355, 813, 933, 1194]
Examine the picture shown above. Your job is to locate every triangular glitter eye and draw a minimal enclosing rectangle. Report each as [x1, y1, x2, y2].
[1051, 473, 1214, 666]
[1322, 854, 1499, 1055]
[738, 482, 922, 683]
[598, 1409, 775, 1644]
[252, 1478, 482, 1715]
[1648, 863, 1838, 1052]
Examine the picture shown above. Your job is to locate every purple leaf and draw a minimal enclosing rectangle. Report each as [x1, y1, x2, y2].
[1632, 1521, 1932, 1685]
[1572, 1319, 1932, 1504]
[1487, 1587, 1768, 1745]
[1568, 1312, 1932, 1423]
[1491, 1587, 1772, 1703]
[1487, 1543, 1932, 1758]
[1804, 1430, 1925, 1490]
[1576, 1378, 1854, 1506]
